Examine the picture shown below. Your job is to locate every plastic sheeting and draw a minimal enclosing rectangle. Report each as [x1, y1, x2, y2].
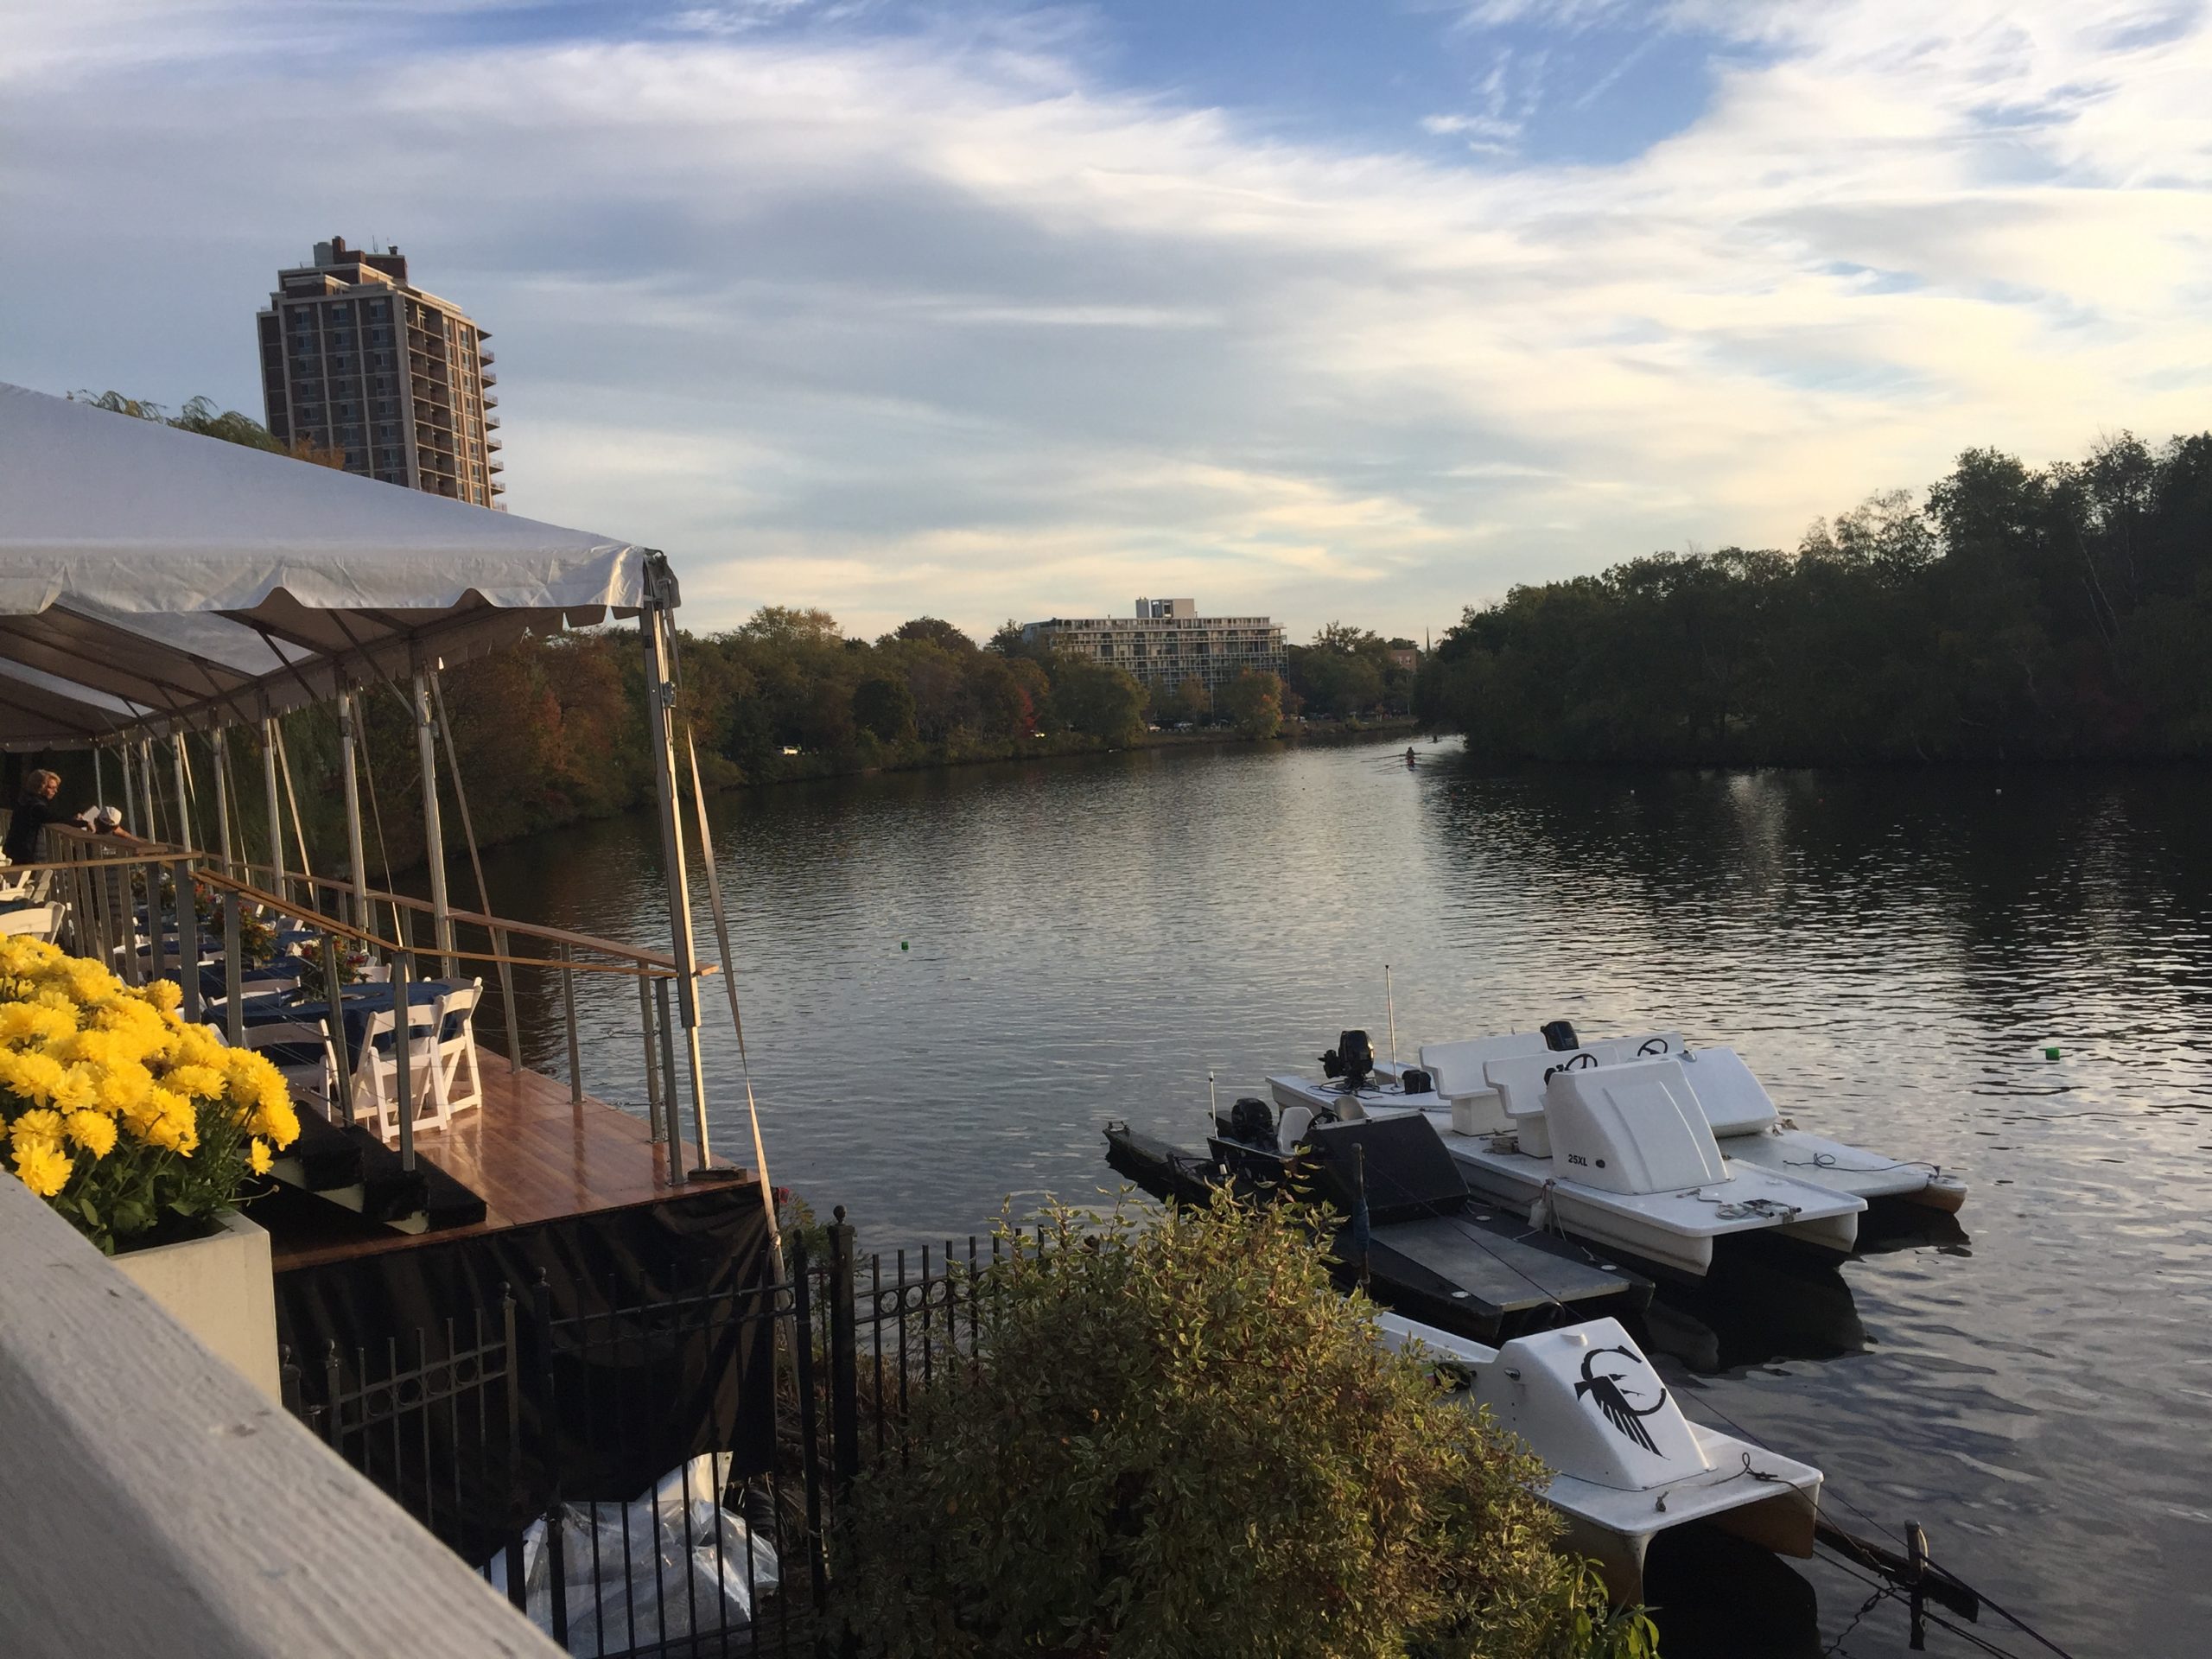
[484, 1455, 783, 1656]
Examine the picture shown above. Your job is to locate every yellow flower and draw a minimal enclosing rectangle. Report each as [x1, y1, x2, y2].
[11, 1138, 71, 1197]
[249, 1139, 272, 1175]
[63, 1109, 115, 1159]
[166, 1064, 226, 1101]
[3, 1051, 66, 1106]
[251, 1087, 300, 1150]
[10, 1107, 64, 1151]
[48, 1063, 99, 1115]
[143, 979, 182, 1015]
[0, 1001, 74, 1046]
[94, 1059, 152, 1116]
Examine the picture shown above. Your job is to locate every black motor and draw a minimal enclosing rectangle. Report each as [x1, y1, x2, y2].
[1319, 1028, 1376, 1089]
[1401, 1066, 1434, 1096]
[1540, 1019, 1580, 1052]
[1227, 1096, 1276, 1147]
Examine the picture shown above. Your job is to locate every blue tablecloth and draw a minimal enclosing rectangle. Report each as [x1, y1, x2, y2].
[219, 980, 469, 1058]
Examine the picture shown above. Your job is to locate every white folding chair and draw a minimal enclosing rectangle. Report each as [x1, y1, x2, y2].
[352, 997, 449, 1145]
[0, 904, 64, 942]
[428, 979, 485, 1120]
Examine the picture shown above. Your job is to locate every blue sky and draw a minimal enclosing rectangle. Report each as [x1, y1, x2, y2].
[3, 1, 2208, 640]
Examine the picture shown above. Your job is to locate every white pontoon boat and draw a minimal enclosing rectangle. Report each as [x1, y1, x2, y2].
[1377, 1029, 1967, 1214]
[1270, 1032, 1865, 1277]
[1379, 1312, 1821, 1603]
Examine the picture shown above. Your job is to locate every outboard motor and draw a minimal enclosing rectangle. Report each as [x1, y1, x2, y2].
[1228, 1096, 1277, 1147]
[1541, 1019, 1580, 1052]
[1320, 1029, 1376, 1090]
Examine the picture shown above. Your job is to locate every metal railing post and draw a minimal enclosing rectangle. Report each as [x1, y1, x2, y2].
[638, 973, 664, 1142]
[320, 932, 352, 1128]
[653, 977, 679, 1145]
[559, 942, 582, 1105]
[223, 891, 244, 1047]
[787, 1230, 830, 1611]
[491, 927, 520, 1075]
[828, 1208, 860, 1496]
[172, 858, 200, 1023]
[392, 949, 415, 1172]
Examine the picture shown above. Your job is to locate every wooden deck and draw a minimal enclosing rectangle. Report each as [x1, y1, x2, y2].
[269, 1046, 759, 1271]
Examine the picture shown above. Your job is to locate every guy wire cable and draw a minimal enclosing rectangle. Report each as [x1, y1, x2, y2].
[429, 671, 521, 1071]
[683, 720, 782, 1256]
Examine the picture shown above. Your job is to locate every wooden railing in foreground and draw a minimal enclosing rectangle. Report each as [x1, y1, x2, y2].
[0, 1173, 561, 1659]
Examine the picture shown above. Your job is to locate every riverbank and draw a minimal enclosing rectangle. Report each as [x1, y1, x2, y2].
[733, 712, 1421, 787]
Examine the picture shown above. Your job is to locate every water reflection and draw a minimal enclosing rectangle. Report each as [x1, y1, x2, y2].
[463, 740, 2212, 1657]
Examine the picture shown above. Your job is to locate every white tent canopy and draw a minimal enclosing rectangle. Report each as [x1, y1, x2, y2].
[0, 380, 658, 747]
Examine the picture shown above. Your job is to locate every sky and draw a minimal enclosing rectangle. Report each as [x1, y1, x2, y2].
[3, 1, 2209, 643]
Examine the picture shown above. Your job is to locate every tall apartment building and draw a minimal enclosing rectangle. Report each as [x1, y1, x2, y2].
[1020, 598, 1286, 699]
[256, 237, 503, 508]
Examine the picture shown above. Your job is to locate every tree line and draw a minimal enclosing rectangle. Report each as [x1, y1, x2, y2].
[30, 393, 1421, 875]
[1419, 432, 2212, 765]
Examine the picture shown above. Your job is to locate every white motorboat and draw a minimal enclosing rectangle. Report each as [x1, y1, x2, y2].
[1270, 1033, 1865, 1278]
[1377, 1029, 1967, 1214]
[1378, 1311, 1821, 1603]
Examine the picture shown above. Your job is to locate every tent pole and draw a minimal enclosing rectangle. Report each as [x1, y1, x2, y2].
[639, 580, 720, 1179]
[339, 691, 371, 934]
[137, 738, 159, 848]
[118, 742, 135, 836]
[93, 746, 105, 811]
[170, 734, 193, 853]
[210, 730, 234, 879]
[410, 671, 454, 976]
[261, 719, 285, 902]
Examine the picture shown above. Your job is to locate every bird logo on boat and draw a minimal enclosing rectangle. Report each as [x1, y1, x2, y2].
[1574, 1345, 1669, 1454]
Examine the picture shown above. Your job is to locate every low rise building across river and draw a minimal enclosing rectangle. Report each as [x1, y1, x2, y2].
[1020, 598, 1285, 701]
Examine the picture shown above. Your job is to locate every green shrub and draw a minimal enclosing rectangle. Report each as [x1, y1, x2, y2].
[835, 1192, 1656, 1659]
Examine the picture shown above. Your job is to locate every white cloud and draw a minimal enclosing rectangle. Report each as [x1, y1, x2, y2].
[2, 0, 2208, 641]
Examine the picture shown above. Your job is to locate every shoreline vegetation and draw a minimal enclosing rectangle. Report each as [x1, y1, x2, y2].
[1417, 431, 2212, 767]
[35, 388, 1423, 878]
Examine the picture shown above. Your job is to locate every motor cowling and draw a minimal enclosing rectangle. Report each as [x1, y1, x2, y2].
[1320, 1028, 1376, 1088]
[1228, 1096, 1276, 1146]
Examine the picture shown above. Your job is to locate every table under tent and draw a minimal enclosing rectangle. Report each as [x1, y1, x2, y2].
[0, 378, 776, 1277]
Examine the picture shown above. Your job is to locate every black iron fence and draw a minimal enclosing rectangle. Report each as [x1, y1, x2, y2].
[283, 1212, 1003, 1659]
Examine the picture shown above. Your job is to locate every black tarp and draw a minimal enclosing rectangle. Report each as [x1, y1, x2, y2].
[1300, 1116, 1469, 1224]
[274, 1188, 776, 1562]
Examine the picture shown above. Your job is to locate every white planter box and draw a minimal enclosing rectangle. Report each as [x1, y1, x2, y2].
[111, 1209, 282, 1402]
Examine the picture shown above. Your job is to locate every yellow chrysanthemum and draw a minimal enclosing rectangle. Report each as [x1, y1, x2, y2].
[166, 1064, 226, 1101]
[3, 1050, 66, 1106]
[10, 1107, 64, 1150]
[0, 1001, 75, 1046]
[172, 1024, 227, 1069]
[63, 1109, 115, 1159]
[48, 1063, 99, 1115]
[143, 979, 182, 1015]
[11, 1137, 71, 1197]
[94, 1059, 151, 1116]
[250, 1086, 300, 1150]
[249, 1139, 272, 1175]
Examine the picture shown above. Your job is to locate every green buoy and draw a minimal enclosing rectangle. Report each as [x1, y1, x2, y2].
[2044, 1046, 2060, 1060]
[900, 940, 909, 951]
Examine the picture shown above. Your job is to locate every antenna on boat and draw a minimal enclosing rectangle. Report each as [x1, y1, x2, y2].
[1207, 1069, 1217, 1131]
[1385, 964, 1398, 1075]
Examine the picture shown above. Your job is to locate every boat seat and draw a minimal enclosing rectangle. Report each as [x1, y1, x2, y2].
[1590, 1031, 1685, 1065]
[1546, 1057, 1726, 1195]
[1277, 1105, 1313, 1153]
[1483, 1049, 1597, 1158]
[1419, 1033, 1548, 1099]
[1675, 1046, 1780, 1136]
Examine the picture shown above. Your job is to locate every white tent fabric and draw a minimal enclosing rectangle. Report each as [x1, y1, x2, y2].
[0, 381, 658, 746]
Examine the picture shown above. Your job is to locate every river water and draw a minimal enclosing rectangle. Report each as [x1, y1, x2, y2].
[472, 735, 2212, 1658]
